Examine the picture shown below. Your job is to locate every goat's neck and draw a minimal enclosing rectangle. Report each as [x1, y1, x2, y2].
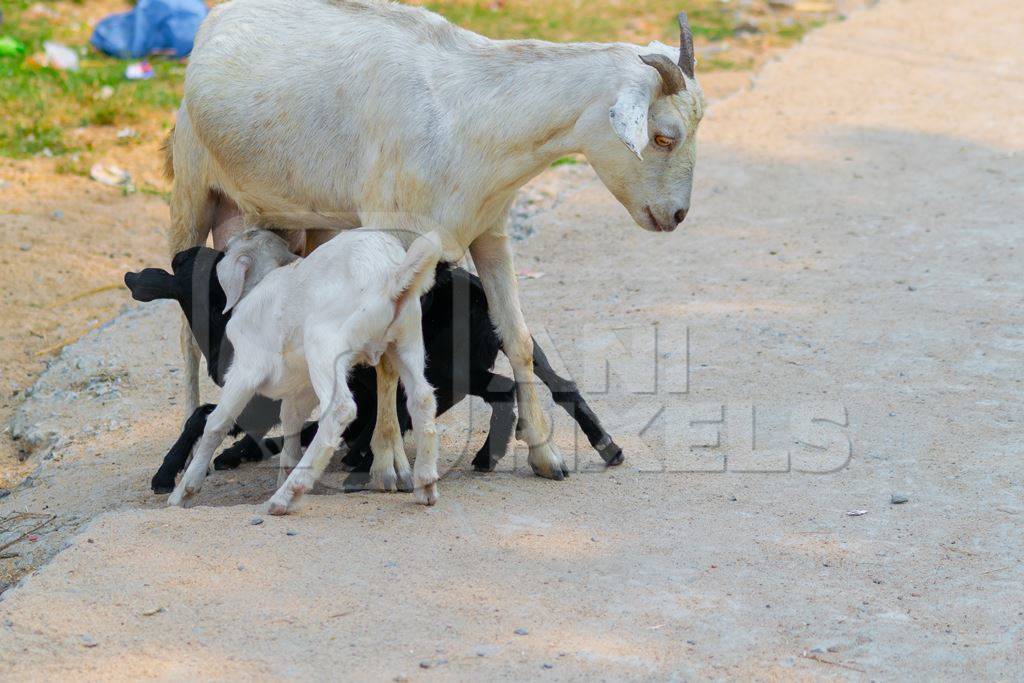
[455, 41, 634, 190]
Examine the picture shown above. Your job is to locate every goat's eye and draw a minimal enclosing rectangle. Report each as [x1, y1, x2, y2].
[654, 135, 675, 148]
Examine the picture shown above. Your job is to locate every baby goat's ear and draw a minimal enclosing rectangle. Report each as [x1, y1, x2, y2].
[216, 251, 253, 313]
[124, 268, 178, 303]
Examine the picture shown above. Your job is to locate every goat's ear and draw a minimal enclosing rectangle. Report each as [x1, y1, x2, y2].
[124, 268, 178, 302]
[609, 87, 652, 160]
[216, 252, 253, 313]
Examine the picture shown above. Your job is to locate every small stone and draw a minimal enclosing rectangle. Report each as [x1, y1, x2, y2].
[250, 516, 264, 526]
[19, 244, 31, 252]
[729, 495, 738, 502]
[890, 493, 909, 504]
[81, 634, 97, 648]
[51, 209, 64, 220]
[514, 628, 529, 636]
[542, 663, 554, 669]
[286, 530, 298, 536]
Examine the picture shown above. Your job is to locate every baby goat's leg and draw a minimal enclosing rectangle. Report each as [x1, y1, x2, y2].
[391, 345, 439, 506]
[469, 373, 517, 473]
[267, 347, 356, 515]
[277, 393, 317, 486]
[152, 404, 215, 494]
[168, 376, 258, 506]
[531, 341, 624, 466]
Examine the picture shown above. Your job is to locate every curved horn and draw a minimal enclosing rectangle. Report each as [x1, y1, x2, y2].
[677, 11, 695, 79]
[640, 53, 686, 96]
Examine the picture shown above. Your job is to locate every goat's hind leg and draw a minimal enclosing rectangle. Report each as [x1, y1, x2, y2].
[277, 393, 317, 486]
[391, 346, 439, 506]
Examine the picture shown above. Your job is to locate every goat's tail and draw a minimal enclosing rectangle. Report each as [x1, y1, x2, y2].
[388, 231, 443, 320]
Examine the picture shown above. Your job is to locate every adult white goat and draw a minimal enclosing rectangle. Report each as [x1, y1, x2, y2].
[167, 0, 705, 484]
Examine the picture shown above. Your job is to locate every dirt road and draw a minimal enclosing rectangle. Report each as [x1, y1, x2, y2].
[2, 0, 1022, 678]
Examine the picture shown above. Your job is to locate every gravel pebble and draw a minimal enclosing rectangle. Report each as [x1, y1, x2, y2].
[514, 627, 529, 636]
[890, 493, 909, 504]
[250, 517, 264, 526]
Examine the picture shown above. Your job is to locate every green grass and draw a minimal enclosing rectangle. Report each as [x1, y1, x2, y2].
[0, 0, 185, 157]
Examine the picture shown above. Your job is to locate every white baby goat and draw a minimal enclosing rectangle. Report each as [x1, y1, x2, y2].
[167, 228, 443, 513]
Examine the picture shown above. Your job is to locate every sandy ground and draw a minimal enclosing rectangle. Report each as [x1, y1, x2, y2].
[2, 0, 1023, 678]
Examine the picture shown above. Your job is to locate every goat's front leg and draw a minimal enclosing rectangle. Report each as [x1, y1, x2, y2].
[470, 231, 569, 480]
[168, 377, 258, 506]
[152, 404, 215, 493]
[368, 355, 412, 492]
[277, 393, 317, 486]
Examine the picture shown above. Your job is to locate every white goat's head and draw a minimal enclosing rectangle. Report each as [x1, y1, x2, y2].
[583, 12, 705, 233]
[217, 229, 300, 312]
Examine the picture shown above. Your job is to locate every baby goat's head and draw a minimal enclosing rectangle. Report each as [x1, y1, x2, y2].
[582, 12, 705, 234]
[124, 246, 232, 383]
[217, 229, 300, 312]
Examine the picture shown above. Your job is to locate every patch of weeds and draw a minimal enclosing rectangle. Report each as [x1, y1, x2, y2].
[702, 55, 754, 71]
[0, 2, 185, 159]
[550, 155, 582, 168]
[777, 20, 824, 42]
[54, 153, 90, 177]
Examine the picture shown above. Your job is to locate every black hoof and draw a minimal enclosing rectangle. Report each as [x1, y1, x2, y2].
[213, 452, 242, 471]
[599, 441, 624, 466]
[341, 471, 372, 493]
[151, 477, 175, 494]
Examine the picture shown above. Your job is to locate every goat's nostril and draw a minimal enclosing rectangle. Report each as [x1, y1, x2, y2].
[674, 208, 688, 225]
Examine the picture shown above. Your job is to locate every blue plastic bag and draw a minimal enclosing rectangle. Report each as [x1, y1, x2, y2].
[91, 0, 208, 59]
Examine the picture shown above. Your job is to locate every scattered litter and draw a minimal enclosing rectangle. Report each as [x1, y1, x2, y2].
[43, 41, 80, 71]
[91, 0, 208, 59]
[845, 509, 868, 517]
[517, 269, 545, 280]
[419, 658, 447, 669]
[514, 627, 529, 636]
[89, 163, 132, 189]
[890, 493, 909, 504]
[800, 651, 864, 672]
[125, 61, 154, 80]
[116, 127, 138, 139]
[0, 513, 55, 555]
[141, 606, 165, 617]
[0, 36, 26, 58]
[97, 85, 115, 100]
